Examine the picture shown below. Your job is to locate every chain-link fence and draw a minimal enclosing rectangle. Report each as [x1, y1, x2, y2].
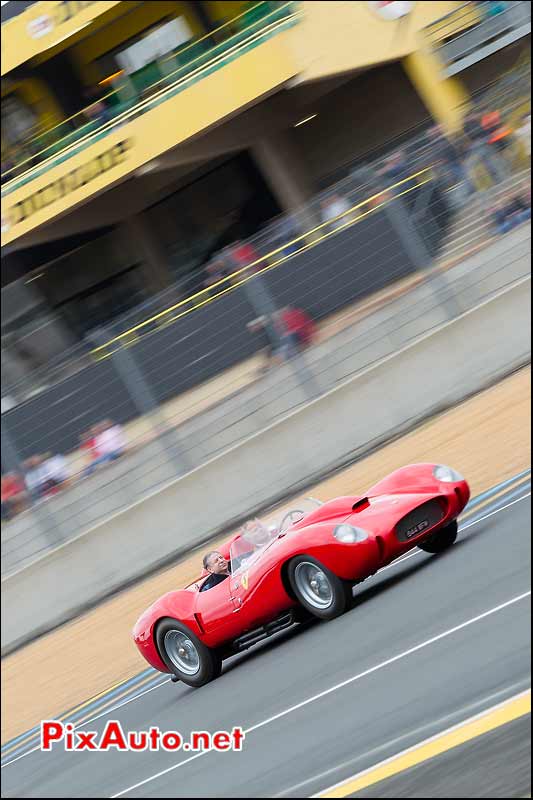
[1, 172, 530, 575]
[2, 47, 532, 574]
[3, 38, 530, 402]
[2, 142, 529, 403]
[424, 1, 531, 78]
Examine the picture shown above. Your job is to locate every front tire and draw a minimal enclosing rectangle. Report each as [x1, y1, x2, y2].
[156, 618, 222, 687]
[417, 520, 458, 554]
[288, 556, 352, 620]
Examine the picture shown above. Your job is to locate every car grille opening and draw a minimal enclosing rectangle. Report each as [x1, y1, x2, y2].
[396, 499, 445, 542]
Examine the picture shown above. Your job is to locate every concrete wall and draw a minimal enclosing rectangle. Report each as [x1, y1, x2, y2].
[2, 275, 530, 654]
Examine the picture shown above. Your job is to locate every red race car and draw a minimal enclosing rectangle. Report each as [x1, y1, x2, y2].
[133, 463, 469, 686]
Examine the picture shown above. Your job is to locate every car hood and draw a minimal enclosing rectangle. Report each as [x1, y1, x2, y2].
[291, 496, 364, 529]
[346, 491, 442, 528]
[293, 491, 441, 535]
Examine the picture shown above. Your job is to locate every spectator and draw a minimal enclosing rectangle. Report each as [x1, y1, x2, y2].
[229, 240, 263, 276]
[377, 151, 420, 198]
[23, 455, 48, 497]
[481, 108, 515, 164]
[427, 124, 472, 195]
[80, 428, 98, 475]
[1, 472, 28, 520]
[24, 452, 68, 497]
[382, 151, 407, 183]
[83, 87, 112, 126]
[41, 452, 70, 494]
[463, 109, 507, 186]
[271, 214, 302, 257]
[203, 257, 231, 290]
[86, 419, 127, 474]
[320, 193, 353, 231]
[247, 305, 317, 372]
[491, 194, 531, 235]
[278, 305, 317, 351]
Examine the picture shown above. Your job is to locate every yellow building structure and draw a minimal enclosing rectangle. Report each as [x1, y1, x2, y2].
[1, 0, 530, 335]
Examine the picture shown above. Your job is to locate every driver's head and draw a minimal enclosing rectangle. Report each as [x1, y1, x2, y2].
[203, 551, 229, 575]
[241, 518, 271, 548]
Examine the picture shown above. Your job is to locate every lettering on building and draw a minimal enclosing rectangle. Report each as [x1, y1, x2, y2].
[27, 2, 98, 38]
[3, 140, 133, 231]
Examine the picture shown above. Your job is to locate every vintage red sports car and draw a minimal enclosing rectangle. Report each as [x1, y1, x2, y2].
[133, 463, 469, 686]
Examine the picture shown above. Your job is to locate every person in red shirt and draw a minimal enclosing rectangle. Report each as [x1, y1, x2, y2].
[1, 472, 28, 520]
[279, 305, 317, 350]
[247, 306, 317, 372]
[230, 240, 264, 276]
[80, 427, 98, 476]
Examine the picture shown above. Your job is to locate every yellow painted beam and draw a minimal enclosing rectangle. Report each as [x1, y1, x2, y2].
[403, 49, 470, 134]
[1, 32, 298, 245]
[1, 1, 122, 76]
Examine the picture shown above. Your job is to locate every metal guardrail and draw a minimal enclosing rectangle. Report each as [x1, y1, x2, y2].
[425, 0, 531, 77]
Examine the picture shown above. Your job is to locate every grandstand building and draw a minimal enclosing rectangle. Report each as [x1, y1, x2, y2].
[1, 0, 530, 394]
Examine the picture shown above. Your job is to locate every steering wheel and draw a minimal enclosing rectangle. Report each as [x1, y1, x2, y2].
[278, 509, 305, 533]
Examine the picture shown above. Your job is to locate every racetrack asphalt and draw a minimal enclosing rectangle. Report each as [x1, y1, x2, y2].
[2, 477, 530, 798]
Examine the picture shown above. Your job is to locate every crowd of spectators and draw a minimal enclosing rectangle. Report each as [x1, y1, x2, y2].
[193, 102, 531, 372]
[1, 419, 127, 521]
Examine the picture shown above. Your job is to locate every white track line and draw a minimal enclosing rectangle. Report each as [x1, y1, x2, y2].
[311, 687, 532, 798]
[110, 589, 531, 798]
[1, 680, 170, 768]
[275, 680, 531, 797]
[2, 491, 530, 772]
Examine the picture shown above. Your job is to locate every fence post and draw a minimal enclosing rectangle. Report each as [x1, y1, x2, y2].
[241, 271, 283, 348]
[243, 272, 322, 401]
[383, 192, 463, 321]
[1, 422, 65, 548]
[87, 329, 190, 475]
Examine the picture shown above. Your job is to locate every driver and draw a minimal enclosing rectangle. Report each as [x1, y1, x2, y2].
[199, 551, 231, 592]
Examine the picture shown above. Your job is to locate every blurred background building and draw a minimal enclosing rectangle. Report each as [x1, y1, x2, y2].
[0, 1, 531, 568]
[2, 0, 530, 383]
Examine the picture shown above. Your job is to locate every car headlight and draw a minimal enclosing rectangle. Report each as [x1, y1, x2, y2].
[433, 465, 464, 483]
[334, 524, 369, 543]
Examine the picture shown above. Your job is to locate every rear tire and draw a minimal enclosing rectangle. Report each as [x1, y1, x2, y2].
[417, 520, 458, 554]
[288, 556, 352, 620]
[156, 618, 222, 687]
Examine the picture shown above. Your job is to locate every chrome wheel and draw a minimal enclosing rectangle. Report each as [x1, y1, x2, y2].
[293, 561, 333, 609]
[164, 630, 201, 675]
